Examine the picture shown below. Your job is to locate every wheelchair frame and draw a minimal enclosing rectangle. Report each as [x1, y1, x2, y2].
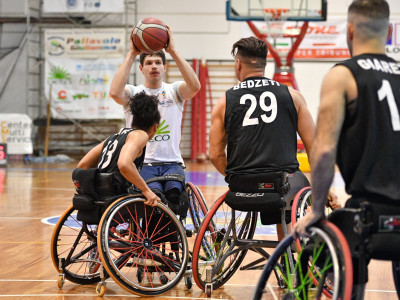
[50, 173, 209, 296]
[191, 179, 298, 297]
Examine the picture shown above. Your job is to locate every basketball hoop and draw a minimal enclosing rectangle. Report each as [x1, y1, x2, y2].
[263, 8, 289, 38]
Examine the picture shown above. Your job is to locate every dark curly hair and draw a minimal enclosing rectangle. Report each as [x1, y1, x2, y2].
[129, 91, 161, 131]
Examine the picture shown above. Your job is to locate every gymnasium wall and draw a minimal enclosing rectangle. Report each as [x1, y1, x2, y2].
[0, 0, 399, 130]
[135, 0, 400, 121]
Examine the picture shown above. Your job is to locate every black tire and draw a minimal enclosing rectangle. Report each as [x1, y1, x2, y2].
[253, 220, 353, 300]
[192, 192, 257, 290]
[97, 196, 189, 296]
[50, 205, 106, 285]
[393, 261, 400, 299]
[186, 182, 209, 235]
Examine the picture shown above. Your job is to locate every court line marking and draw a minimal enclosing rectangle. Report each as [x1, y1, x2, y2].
[0, 279, 396, 293]
[0, 295, 228, 299]
[0, 217, 43, 220]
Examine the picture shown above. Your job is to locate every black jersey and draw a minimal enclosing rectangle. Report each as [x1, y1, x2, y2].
[97, 128, 145, 192]
[336, 54, 400, 201]
[224, 76, 299, 181]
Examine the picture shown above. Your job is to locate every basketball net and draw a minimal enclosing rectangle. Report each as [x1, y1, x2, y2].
[262, 8, 289, 38]
[246, 1, 309, 90]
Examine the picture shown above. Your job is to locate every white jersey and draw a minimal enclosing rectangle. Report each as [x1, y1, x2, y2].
[125, 81, 185, 165]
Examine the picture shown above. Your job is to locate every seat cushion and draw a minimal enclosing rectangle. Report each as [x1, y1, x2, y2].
[225, 191, 285, 212]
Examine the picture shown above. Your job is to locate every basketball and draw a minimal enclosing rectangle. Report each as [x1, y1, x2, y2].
[131, 18, 169, 54]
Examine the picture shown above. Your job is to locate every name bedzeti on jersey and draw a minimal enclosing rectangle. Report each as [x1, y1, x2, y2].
[233, 79, 280, 90]
[357, 58, 400, 74]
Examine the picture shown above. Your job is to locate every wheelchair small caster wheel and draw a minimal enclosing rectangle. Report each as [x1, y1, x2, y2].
[57, 275, 64, 289]
[160, 274, 168, 284]
[205, 284, 213, 297]
[96, 283, 106, 297]
[185, 276, 193, 289]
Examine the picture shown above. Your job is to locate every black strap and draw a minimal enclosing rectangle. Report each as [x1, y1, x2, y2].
[145, 173, 185, 185]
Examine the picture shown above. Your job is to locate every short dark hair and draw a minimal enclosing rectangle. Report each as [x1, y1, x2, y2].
[139, 51, 166, 66]
[348, 0, 390, 39]
[129, 91, 161, 131]
[231, 37, 268, 68]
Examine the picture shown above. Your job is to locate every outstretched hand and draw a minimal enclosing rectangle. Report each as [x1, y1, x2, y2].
[164, 25, 176, 54]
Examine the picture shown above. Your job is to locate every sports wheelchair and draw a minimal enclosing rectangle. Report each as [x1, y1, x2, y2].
[191, 171, 310, 297]
[50, 168, 209, 296]
[253, 194, 400, 300]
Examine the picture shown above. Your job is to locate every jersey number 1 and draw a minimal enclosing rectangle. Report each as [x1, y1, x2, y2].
[378, 79, 400, 131]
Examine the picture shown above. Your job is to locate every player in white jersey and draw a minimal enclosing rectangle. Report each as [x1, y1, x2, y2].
[109, 25, 201, 205]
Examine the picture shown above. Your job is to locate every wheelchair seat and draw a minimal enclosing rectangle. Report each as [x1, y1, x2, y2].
[72, 168, 124, 224]
[225, 171, 290, 212]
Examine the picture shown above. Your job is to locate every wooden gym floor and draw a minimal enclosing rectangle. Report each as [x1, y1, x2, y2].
[0, 159, 397, 299]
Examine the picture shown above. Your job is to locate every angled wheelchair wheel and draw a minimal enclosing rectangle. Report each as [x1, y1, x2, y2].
[253, 220, 353, 300]
[291, 187, 312, 227]
[393, 261, 400, 298]
[50, 205, 105, 285]
[97, 195, 189, 296]
[192, 191, 257, 291]
[186, 182, 209, 235]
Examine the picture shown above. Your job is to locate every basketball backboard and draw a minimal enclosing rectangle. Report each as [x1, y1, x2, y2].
[226, 0, 327, 22]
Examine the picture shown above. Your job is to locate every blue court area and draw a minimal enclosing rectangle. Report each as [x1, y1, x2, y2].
[38, 167, 275, 235]
[185, 171, 227, 187]
[42, 213, 277, 235]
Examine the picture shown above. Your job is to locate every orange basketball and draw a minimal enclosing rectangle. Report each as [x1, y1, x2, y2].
[131, 18, 169, 54]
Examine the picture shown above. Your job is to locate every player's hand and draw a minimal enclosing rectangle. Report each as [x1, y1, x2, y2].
[143, 190, 160, 207]
[293, 211, 325, 236]
[129, 27, 141, 56]
[326, 190, 341, 210]
[164, 25, 175, 54]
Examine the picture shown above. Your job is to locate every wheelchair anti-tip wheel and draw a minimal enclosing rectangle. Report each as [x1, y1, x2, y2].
[192, 191, 257, 291]
[50, 205, 105, 285]
[253, 220, 353, 300]
[97, 196, 189, 296]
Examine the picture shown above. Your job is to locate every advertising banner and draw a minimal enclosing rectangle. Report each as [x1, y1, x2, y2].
[45, 57, 124, 119]
[43, 0, 124, 13]
[243, 18, 400, 61]
[0, 114, 33, 154]
[45, 28, 125, 58]
[44, 28, 125, 119]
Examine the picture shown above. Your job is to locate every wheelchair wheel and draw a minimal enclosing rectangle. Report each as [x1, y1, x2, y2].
[192, 191, 257, 291]
[253, 220, 353, 300]
[50, 205, 105, 285]
[291, 187, 312, 227]
[393, 261, 400, 298]
[186, 182, 209, 235]
[97, 196, 189, 296]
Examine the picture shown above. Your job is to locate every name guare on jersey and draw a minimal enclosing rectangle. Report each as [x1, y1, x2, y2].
[233, 78, 280, 90]
[357, 58, 400, 74]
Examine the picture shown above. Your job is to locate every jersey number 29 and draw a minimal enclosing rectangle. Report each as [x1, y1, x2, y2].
[240, 91, 277, 126]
